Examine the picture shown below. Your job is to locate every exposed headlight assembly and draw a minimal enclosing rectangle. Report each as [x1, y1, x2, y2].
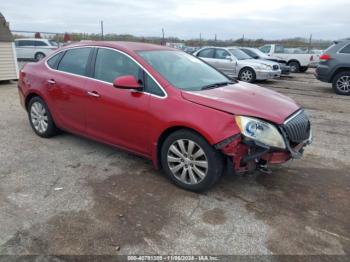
[235, 116, 286, 149]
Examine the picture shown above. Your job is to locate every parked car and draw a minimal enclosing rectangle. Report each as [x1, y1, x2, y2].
[239, 47, 290, 75]
[315, 39, 350, 95]
[193, 47, 281, 83]
[15, 38, 59, 61]
[183, 46, 199, 54]
[18, 42, 312, 192]
[259, 44, 314, 73]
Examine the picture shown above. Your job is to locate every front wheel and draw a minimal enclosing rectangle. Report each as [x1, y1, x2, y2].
[239, 68, 256, 83]
[288, 61, 300, 73]
[28, 97, 59, 137]
[332, 71, 350, 96]
[161, 130, 224, 192]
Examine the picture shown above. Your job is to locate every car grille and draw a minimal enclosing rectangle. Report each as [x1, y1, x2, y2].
[282, 110, 311, 143]
[273, 65, 279, 71]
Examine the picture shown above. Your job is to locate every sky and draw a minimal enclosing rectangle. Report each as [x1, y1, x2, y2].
[1, 0, 349, 40]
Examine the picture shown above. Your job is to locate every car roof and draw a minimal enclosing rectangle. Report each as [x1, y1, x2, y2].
[15, 38, 50, 41]
[64, 41, 176, 52]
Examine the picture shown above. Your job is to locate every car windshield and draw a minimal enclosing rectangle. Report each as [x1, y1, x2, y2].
[228, 48, 252, 60]
[49, 40, 59, 47]
[250, 48, 270, 59]
[138, 50, 232, 91]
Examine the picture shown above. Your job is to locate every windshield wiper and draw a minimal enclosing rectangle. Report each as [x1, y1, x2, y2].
[201, 81, 233, 90]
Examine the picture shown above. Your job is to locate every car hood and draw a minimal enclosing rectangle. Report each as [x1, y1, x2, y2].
[238, 59, 278, 68]
[181, 82, 300, 124]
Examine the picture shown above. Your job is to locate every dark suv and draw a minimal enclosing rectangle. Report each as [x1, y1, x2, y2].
[315, 39, 350, 95]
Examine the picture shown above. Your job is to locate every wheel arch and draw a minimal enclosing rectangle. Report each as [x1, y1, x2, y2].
[25, 92, 43, 111]
[331, 67, 350, 83]
[239, 66, 255, 75]
[154, 126, 214, 170]
[287, 59, 301, 66]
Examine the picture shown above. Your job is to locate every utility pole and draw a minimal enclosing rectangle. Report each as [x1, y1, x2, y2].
[308, 34, 312, 52]
[100, 20, 104, 40]
[199, 33, 202, 47]
[162, 28, 165, 45]
[214, 34, 217, 43]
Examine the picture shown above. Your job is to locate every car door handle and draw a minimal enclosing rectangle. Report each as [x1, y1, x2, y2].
[87, 91, 100, 97]
[47, 79, 56, 85]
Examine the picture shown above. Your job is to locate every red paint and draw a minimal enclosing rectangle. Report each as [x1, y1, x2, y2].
[18, 41, 302, 172]
[113, 75, 141, 89]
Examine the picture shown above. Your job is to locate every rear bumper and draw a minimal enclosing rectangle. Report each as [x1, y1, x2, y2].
[315, 65, 332, 83]
[18, 85, 26, 109]
[255, 69, 281, 80]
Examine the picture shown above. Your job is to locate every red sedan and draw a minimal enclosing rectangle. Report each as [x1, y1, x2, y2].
[18, 42, 312, 192]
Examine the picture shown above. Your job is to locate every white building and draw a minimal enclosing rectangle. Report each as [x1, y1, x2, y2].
[0, 13, 18, 81]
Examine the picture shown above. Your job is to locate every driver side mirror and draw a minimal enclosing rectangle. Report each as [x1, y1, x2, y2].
[113, 75, 142, 90]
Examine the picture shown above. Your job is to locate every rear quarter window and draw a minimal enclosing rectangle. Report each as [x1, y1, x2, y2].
[57, 48, 91, 76]
[47, 53, 63, 69]
[340, 44, 350, 54]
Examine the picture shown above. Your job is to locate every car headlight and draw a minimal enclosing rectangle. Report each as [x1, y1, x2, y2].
[255, 64, 272, 70]
[235, 116, 286, 149]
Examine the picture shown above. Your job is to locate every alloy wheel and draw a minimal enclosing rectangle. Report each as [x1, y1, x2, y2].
[241, 70, 253, 82]
[336, 76, 350, 93]
[167, 139, 208, 185]
[30, 102, 48, 133]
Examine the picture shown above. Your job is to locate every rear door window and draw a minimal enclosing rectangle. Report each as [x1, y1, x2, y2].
[17, 40, 35, 47]
[197, 48, 215, 58]
[35, 41, 48, 47]
[214, 49, 230, 59]
[57, 48, 91, 76]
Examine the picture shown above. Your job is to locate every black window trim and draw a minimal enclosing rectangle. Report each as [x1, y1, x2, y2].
[44, 46, 167, 99]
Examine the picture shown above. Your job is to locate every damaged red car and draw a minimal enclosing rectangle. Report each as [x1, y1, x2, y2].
[18, 42, 312, 192]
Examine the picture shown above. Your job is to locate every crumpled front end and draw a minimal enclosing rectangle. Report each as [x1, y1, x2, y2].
[216, 109, 312, 173]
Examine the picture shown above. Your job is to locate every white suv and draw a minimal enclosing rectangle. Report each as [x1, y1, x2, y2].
[15, 38, 59, 61]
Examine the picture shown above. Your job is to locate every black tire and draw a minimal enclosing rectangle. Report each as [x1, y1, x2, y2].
[160, 129, 224, 192]
[299, 66, 308, 73]
[332, 71, 350, 96]
[288, 61, 300, 73]
[28, 96, 59, 138]
[238, 68, 256, 83]
[35, 52, 46, 61]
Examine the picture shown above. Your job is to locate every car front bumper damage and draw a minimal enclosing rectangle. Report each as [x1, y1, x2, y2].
[215, 130, 312, 174]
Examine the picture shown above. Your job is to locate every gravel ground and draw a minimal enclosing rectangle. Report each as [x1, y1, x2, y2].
[0, 68, 349, 256]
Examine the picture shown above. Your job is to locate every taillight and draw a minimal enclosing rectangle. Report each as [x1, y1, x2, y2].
[319, 54, 331, 62]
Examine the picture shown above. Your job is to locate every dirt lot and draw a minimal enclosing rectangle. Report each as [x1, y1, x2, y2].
[0, 69, 349, 256]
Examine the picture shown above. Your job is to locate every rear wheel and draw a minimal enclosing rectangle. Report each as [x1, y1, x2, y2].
[288, 61, 300, 73]
[28, 97, 59, 137]
[332, 71, 350, 96]
[35, 52, 45, 61]
[161, 130, 224, 192]
[239, 68, 256, 83]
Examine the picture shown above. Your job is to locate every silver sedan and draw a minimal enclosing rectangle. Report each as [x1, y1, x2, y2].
[193, 47, 281, 83]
